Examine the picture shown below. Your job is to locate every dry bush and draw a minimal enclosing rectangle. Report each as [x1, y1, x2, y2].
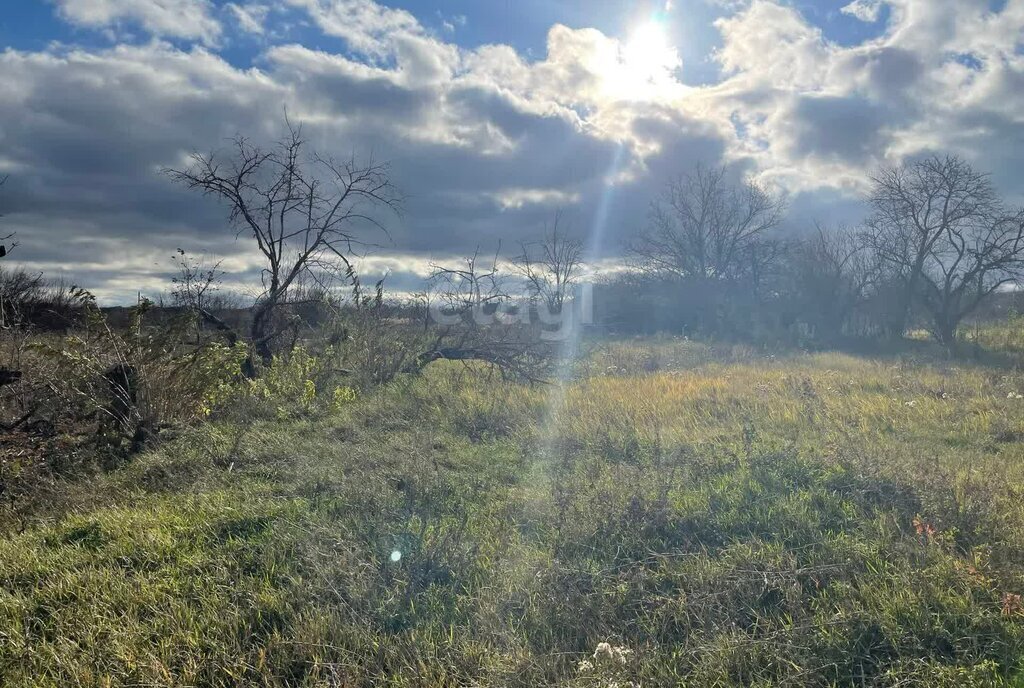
[5, 295, 245, 462]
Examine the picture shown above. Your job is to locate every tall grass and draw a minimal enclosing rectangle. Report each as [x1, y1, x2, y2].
[2, 337, 1024, 686]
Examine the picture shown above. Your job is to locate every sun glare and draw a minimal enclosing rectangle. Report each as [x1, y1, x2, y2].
[623, 22, 674, 78]
[608, 19, 681, 100]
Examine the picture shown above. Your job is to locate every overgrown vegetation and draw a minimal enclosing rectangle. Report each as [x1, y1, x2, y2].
[3, 332, 1024, 686]
[4, 117, 1024, 685]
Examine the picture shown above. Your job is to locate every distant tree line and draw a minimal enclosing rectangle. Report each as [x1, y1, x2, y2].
[4, 115, 1024, 364]
[13, 119, 1024, 456]
[598, 156, 1024, 348]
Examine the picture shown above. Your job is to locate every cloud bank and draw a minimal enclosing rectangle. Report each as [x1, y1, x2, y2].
[1, 0, 1022, 301]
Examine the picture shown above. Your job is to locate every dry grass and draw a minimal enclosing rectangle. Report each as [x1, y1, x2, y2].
[2, 334, 1024, 686]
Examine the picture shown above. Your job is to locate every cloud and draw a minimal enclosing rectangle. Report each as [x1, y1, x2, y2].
[283, 0, 423, 56]
[773, 94, 889, 187]
[841, 0, 885, 23]
[488, 188, 582, 211]
[714, 1, 830, 90]
[3, 0, 1024, 301]
[438, 11, 467, 34]
[704, 0, 1024, 195]
[53, 0, 222, 43]
[226, 3, 269, 34]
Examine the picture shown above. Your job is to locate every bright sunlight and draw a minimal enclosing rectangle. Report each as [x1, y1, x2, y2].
[606, 18, 682, 100]
[7, 1, 1024, 686]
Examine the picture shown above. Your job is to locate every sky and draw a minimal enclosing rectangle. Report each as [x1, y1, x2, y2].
[0, 0, 1022, 302]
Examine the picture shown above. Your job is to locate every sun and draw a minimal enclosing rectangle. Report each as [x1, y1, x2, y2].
[623, 21, 676, 80]
[607, 19, 681, 100]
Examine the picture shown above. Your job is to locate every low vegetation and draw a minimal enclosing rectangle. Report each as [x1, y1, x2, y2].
[2, 334, 1024, 686]
[4, 119, 1024, 685]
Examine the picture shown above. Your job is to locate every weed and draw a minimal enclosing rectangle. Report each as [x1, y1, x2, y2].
[2, 337, 1024, 685]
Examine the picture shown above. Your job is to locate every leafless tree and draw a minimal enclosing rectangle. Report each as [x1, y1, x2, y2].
[512, 211, 584, 313]
[862, 154, 1024, 345]
[427, 246, 508, 320]
[166, 116, 400, 371]
[171, 249, 224, 312]
[789, 224, 884, 339]
[416, 247, 553, 382]
[0, 175, 12, 259]
[628, 164, 785, 281]
[170, 248, 226, 343]
[0, 267, 45, 328]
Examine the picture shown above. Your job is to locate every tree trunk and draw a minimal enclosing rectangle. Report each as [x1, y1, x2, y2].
[891, 270, 921, 340]
[934, 314, 958, 349]
[245, 300, 276, 377]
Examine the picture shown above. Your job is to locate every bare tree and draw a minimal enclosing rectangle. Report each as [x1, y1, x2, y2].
[0, 175, 12, 259]
[512, 211, 584, 313]
[862, 155, 1024, 345]
[414, 247, 553, 383]
[428, 246, 508, 320]
[166, 116, 400, 371]
[789, 224, 883, 339]
[170, 248, 226, 343]
[628, 165, 785, 281]
[0, 267, 46, 328]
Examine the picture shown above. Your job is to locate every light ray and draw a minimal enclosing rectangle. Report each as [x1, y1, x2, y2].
[535, 143, 628, 476]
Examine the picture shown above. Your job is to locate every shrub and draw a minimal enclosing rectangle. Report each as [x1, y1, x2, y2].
[29, 297, 247, 453]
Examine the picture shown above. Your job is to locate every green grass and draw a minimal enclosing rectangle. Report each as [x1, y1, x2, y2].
[3, 338, 1024, 686]
[965, 313, 1024, 356]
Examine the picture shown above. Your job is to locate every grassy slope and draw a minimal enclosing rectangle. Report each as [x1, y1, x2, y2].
[2, 340, 1024, 686]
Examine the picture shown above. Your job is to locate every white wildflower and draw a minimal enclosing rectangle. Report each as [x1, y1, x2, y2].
[593, 642, 633, 665]
[577, 659, 594, 673]
[1008, 392, 1023, 400]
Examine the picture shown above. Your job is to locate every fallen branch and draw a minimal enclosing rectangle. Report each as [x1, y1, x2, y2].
[198, 308, 239, 346]
[409, 345, 551, 384]
[1, 407, 36, 433]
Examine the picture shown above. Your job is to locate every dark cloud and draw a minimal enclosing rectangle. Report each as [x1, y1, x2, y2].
[785, 95, 888, 165]
[858, 46, 924, 100]
[0, 38, 676, 300]
[2, 0, 1024, 301]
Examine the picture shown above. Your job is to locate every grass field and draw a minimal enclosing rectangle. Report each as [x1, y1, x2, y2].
[3, 337, 1024, 686]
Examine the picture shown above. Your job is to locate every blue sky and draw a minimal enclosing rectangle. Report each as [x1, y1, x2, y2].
[1, 0, 1022, 301]
[0, 0, 892, 82]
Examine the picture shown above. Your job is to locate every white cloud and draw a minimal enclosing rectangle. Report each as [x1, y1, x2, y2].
[488, 188, 582, 211]
[704, 0, 1024, 194]
[714, 1, 830, 91]
[284, 0, 423, 56]
[226, 3, 269, 34]
[54, 0, 222, 43]
[6, 0, 1024, 301]
[841, 0, 884, 23]
[351, 253, 437, 279]
[438, 11, 467, 33]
